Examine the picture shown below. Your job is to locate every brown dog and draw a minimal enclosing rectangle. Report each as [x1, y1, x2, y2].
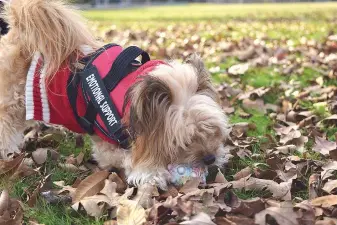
[0, 0, 230, 189]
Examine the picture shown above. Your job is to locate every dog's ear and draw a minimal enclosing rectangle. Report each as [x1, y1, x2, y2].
[124, 76, 173, 165]
[125, 76, 172, 137]
[186, 53, 218, 100]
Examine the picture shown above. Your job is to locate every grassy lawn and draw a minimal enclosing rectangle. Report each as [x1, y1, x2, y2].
[83, 3, 337, 21]
[1, 2, 337, 224]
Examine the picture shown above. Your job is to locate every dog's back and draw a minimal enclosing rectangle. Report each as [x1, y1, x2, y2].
[3, 0, 100, 77]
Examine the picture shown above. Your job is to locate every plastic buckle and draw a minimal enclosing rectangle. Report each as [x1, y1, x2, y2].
[119, 138, 131, 150]
[113, 127, 131, 149]
[80, 117, 94, 135]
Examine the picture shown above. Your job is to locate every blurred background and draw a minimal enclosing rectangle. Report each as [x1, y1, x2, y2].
[73, 1, 337, 72]
[76, 0, 337, 6]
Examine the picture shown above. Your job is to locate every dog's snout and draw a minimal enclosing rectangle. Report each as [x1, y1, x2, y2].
[203, 154, 215, 165]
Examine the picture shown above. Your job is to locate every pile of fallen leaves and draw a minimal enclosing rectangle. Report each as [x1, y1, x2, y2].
[1, 16, 337, 225]
[1, 112, 337, 224]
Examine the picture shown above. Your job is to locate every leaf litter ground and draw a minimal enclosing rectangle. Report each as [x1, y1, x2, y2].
[1, 3, 337, 225]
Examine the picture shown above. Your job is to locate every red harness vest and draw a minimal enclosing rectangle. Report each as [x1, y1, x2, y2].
[26, 44, 164, 147]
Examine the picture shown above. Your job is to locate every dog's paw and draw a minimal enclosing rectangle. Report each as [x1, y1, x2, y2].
[127, 168, 171, 190]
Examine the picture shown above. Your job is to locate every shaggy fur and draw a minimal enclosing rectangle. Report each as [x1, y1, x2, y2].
[0, 0, 231, 189]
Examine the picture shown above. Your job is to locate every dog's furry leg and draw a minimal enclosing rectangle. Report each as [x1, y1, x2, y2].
[0, 42, 29, 158]
[0, 113, 26, 158]
[126, 163, 171, 190]
[90, 137, 170, 189]
[91, 136, 130, 170]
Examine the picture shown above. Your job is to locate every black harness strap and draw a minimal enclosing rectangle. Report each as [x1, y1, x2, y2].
[67, 74, 95, 134]
[81, 66, 128, 147]
[67, 44, 119, 135]
[67, 45, 150, 149]
[103, 46, 150, 92]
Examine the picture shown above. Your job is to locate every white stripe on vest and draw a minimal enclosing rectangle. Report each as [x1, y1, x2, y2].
[25, 46, 93, 123]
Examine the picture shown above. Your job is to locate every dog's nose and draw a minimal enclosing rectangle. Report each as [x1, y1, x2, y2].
[203, 154, 215, 165]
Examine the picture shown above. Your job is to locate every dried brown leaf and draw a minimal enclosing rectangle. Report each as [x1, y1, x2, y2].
[242, 98, 266, 114]
[315, 220, 337, 225]
[73, 170, 109, 203]
[100, 179, 120, 207]
[276, 169, 297, 182]
[108, 173, 126, 193]
[323, 180, 337, 194]
[0, 190, 23, 225]
[238, 87, 270, 100]
[329, 149, 337, 160]
[228, 63, 249, 75]
[72, 195, 111, 217]
[311, 195, 337, 208]
[321, 161, 337, 180]
[11, 162, 37, 179]
[293, 200, 316, 225]
[253, 168, 278, 180]
[133, 183, 157, 209]
[309, 173, 320, 200]
[230, 177, 291, 200]
[180, 212, 216, 224]
[238, 108, 252, 118]
[216, 214, 255, 225]
[32, 148, 48, 165]
[0, 190, 9, 215]
[233, 166, 252, 180]
[0, 154, 24, 177]
[27, 174, 52, 207]
[65, 155, 77, 165]
[275, 145, 297, 154]
[231, 122, 256, 138]
[255, 206, 300, 225]
[54, 181, 77, 198]
[160, 185, 179, 199]
[117, 199, 146, 225]
[318, 114, 337, 126]
[214, 169, 228, 183]
[226, 192, 265, 217]
[313, 136, 336, 156]
[76, 152, 85, 165]
[103, 221, 117, 225]
[179, 178, 200, 194]
[40, 190, 72, 205]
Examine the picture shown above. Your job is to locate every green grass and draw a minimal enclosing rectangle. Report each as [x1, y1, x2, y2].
[83, 3, 337, 43]
[242, 68, 285, 88]
[11, 171, 103, 225]
[0, 135, 102, 225]
[230, 110, 273, 137]
[24, 199, 104, 225]
[234, 189, 271, 200]
[326, 126, 337, 141]
[58, 134, 92, 157]
[290, 67, 322, 88]
[83, 3, 337, 22]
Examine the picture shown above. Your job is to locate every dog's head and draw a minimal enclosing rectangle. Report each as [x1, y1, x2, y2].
[125, 54, 230, 168]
